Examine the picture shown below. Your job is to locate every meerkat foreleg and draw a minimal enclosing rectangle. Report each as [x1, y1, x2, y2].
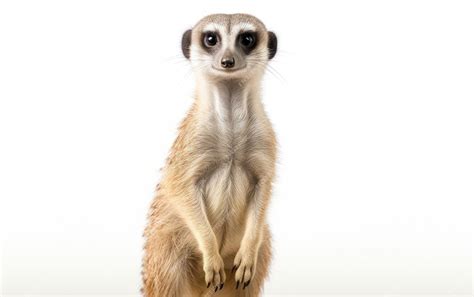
[232, 178, 272, 289]
[173, 185, 226, 291]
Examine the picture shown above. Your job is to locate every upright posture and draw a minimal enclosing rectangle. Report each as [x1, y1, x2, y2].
[142, 14, 278, 297]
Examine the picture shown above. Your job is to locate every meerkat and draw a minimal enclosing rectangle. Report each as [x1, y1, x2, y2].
[142, 14, 278, 297]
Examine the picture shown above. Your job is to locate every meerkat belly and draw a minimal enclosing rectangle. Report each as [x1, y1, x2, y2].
[204, 161, 250, 251]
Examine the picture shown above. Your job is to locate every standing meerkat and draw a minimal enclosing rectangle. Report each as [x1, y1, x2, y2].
[142, 13, 278, 297]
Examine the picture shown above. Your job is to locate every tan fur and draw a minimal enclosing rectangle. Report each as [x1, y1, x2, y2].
[143, 14, 277, 297]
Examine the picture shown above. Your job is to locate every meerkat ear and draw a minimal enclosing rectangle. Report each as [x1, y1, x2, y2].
[181, 29, 192, 59]
[267, 31, 278, 60]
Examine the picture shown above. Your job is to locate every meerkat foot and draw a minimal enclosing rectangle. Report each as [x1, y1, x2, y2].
[203, 252, 226, 292]
[232, 248, 257, 290]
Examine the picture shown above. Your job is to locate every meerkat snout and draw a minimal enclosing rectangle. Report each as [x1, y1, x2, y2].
[181, 14, 278, 80]
[221, 56, 235, 69]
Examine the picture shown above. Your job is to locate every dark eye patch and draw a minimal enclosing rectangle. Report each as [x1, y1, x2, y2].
[201, 31, 220, 53]
[238, 31, 258, 54]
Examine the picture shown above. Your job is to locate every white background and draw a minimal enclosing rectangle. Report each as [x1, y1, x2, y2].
[1, 0, 473, 296]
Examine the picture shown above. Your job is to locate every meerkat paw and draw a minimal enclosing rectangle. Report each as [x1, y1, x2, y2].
[232, 248, 257, 290]
[203, 252, 226, 292]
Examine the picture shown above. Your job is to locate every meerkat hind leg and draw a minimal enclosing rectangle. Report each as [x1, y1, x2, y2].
[143, 231, 203, 297]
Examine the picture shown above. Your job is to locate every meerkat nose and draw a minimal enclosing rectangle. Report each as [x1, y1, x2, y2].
[221, 57, 235, 68]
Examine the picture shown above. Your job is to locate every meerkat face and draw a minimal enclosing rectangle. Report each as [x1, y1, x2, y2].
[181, 14, 277, 81]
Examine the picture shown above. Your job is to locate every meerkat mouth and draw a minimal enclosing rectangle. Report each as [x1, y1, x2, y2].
[211, 66, 246, 73]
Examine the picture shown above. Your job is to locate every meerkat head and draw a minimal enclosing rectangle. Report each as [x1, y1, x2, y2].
[181, 14, 277, 82]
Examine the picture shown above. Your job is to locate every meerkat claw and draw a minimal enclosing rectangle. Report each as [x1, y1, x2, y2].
[243, 280, 250, 289]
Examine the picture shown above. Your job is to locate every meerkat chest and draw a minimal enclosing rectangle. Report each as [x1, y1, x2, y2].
[204, 160, 250, 215]
[214, 97, 250, 150]
[202, 98, 259, 222]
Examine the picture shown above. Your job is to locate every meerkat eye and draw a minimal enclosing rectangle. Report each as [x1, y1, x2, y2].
[239, 32, 256, 48]
[203, 32, 218, 47]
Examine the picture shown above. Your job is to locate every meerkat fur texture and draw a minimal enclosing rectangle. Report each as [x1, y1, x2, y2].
[142, 13, 278, 297]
